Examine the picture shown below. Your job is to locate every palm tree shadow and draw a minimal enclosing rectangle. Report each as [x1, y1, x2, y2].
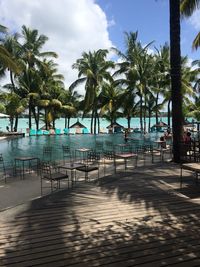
[1, 163, 200, 265]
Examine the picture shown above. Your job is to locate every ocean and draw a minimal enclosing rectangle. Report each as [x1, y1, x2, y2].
[0, 117, 169, 134]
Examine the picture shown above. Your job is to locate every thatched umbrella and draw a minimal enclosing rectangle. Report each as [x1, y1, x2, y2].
[153, 121, 168, 128]
[69, 120, 86, 129]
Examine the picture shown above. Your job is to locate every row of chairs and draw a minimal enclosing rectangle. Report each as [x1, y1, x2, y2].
[0, 142, 172, 195]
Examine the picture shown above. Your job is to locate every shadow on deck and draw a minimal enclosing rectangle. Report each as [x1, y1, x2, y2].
[1, 162, 200, 266]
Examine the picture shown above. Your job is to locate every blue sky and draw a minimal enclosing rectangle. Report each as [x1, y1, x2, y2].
[0, 0, 199, 89]
[97, 0, 200, 60]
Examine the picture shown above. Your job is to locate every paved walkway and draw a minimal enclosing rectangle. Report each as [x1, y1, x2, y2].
[1, 163, 200, 266]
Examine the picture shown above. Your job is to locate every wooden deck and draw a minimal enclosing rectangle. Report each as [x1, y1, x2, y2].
[1, 163, 200, 266]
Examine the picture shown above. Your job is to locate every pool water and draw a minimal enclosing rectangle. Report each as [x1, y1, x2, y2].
[0, 132, 162, 163]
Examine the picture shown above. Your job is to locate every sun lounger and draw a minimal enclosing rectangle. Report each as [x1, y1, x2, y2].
[55, 128, 62, 135]
[36, 129, 43, 136]
[43, 130, 50, 135]
[63, 128, 69, 134]
[29, 129, 36, 136]
[82, 128, 89, 134]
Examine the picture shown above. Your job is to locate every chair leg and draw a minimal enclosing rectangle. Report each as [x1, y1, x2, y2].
[41, 177, 43, 195]
[180, 167, 183, 189]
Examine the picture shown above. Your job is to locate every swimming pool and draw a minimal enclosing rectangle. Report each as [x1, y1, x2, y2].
[0, 132, 163, 163]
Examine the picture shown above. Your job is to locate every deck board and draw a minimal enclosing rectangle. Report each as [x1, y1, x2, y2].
[1, 163, 200, 266]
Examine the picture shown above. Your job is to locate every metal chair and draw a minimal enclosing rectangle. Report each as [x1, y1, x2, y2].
[43, 146, 53, 162]
[0, 154, 7, 183]
[40, 161, 69, 195]
[76, 151, 101, 181]
[103, 150, 116, 175]
[62, 145, 72, 163]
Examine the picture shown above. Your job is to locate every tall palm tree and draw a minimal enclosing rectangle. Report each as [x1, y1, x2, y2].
[59, 87, 81, 128]
[19, 25, 58, 129]
[71, 49, 114, 134]
[0, 24, 20, 75]
[99, 81, 123, 127]
[112, 31, 154, 133]
[170, 0, 183, 163]
[180, 0, 200, 50]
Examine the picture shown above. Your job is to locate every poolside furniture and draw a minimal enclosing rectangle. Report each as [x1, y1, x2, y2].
[55, 128, 62, 135]
[63, 128, 69, 134]
[40, 161, 69, 195]
[114, 144, 138, 171]
[76, 151, 101, 181]
[103, 150, 116, 175]
[0, 154, 7, 183]
[62, 145, 72, 163]
[57, 162, 85, 186]
[36, 129, 43, 136]
[95, 141, 104, 153]
[75, 147, 91, 163]
[180, 163, 200, 188]
[43, 146, 53, 162]
[104, 140, 114, 151]
[82, 128, 89, 134]
[43, 130, 50, 135]
[14, 156, 40, 179]
[29, 129, 36, 136]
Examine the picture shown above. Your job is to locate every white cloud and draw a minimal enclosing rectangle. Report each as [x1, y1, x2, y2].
[189, 9, 200, 30]
[0, 0, 113, 93]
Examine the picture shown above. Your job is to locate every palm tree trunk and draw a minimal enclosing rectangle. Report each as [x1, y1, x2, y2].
[127, 116, 131, 129]
[14, 116, 18, 132]
[148, 108, 151, 132]
[156, 93, 159, 124]
[28, 105, 32, 129]
[91, 111, 94, 134]
[167, 99, 171, 126]
[170, 0, 183, 163]
[139, 96, 143, 131]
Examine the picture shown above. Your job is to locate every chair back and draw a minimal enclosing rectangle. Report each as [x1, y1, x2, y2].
[0, 154, 6, 182]
[87, 151, 101, 162]
[62, 145, 72, 162]
[43, 146, 53, 162]
[41, 161, 52, 179]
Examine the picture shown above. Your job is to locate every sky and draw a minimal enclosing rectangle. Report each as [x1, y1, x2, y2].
[0, 0, 200, 93]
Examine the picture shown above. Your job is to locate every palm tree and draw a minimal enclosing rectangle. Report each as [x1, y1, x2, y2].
[99, 81, 123, 127]
[180, 0, 200, 50]
[19, 25, 58, 129]
[112, 31, 154, 133]
[71, 49, 114, 134]
[0, 24, 20, 75]
[59, 87, 81, 128]
[170, 0, 183, 163]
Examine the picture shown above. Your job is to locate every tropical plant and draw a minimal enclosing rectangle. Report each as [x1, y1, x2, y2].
[180, 0, 200, 49]
[71, 49, 114, 134]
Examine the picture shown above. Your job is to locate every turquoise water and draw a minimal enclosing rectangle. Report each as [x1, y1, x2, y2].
[0, 117, 168, 133]
[0, 117, 166, 162]
[0, 132, 162, 162]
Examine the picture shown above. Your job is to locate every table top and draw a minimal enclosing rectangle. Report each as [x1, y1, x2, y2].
[15, 156, 39, 161]
[115, 152, 137, 158]
[75, 148, 91, 152]
[58, 162, 85, 170]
